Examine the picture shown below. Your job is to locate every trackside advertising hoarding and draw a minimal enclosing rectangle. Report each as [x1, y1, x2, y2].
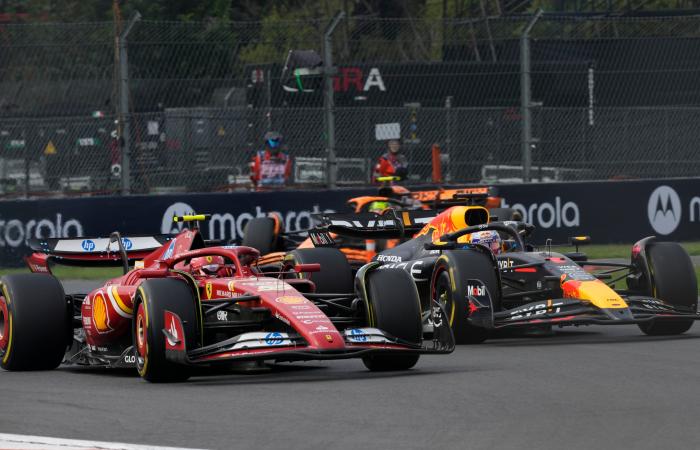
[0, 178, 699, 266]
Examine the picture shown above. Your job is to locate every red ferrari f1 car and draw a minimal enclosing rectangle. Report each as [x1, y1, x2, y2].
[1, 215, 453, 382]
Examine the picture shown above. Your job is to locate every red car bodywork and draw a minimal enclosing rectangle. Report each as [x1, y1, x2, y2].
[23, 226, 453, 374]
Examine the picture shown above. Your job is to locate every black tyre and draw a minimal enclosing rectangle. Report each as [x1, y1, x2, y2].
[638, 242, 697, 336]
[489, 207, 522, 222]
[286, 248, 354, 294]
[361, 268, 421, 371]
[242, 217, 279, 255]
[133, 278, 197, 382]
[431, 250, 500, 344]
[0, 274, 68, 371]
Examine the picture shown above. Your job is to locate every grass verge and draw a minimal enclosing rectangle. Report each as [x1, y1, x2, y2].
[0, 242, 698, 291]
[0, 266, 122, 280]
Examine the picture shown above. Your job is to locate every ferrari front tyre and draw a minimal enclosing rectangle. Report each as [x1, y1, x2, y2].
[241, 217, 279, 255]
[432, 249, 500, 344]
[133, 278, 197, 382]
[361, 269, 421, 371]
[638, 242, 697, 336]
[0, 274, 68, 371]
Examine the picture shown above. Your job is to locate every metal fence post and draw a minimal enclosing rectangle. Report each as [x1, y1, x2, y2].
[118, 12, 141, 195]
[323, 11, 345, 189]
[520, 9, 542, 183]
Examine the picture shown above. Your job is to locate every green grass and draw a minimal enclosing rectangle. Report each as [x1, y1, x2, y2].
[575, 241, 700, 260]
[1, 242, 699, 289]
[576, 242, 700, 295]
[0, 266, 123, 280]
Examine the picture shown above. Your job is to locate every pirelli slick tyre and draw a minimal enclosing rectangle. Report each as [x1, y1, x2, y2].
[0, 274, 68, 371]
[133, 278, 197, 382]
[241, 217, 278, 255]
[431, 250, 500, 344]
[362, 268, 421, 371]
[638, 242, 697, 336]
[286, 248, 354, 294]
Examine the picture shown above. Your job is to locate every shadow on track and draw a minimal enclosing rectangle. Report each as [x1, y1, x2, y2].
[485, 328, 700, 347]
[56, 360, 481, 386]
[183, 363, 482, 386]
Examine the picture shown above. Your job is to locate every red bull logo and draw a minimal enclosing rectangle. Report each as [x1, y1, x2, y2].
[561, 276, 582, 299]
[416, 206, 469, 243]
[561, 275, 627, 309]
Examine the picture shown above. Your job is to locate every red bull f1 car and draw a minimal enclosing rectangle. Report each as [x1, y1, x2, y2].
[286, 205, 700, 344]
[1, 215, 454, 382]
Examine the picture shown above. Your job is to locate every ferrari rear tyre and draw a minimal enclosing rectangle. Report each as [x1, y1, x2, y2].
[286, 248, 354, 294]
[431, 250, 500, 344]
[0, 274, 68, 371]
[241, 217, 279, 255]
[361, 269, 421, 371]
[133, 278, 197, 382]
[638, 242, 697, 336]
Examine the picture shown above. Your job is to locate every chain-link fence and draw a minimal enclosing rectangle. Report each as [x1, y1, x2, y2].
[1, 14, 700, 197]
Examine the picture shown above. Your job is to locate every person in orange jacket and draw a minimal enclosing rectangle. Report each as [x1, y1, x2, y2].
[250, 131, 292, 188]
[374, 139, 408, 181]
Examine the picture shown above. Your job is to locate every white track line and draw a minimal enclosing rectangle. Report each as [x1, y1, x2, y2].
[0, 433, 206, 450]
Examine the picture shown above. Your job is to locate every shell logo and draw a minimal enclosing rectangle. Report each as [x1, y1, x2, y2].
[205, 282, 213, 300]
[227, 281, 235, 292]
[275, 296, 308, 305]
[92, 293, 111, 333]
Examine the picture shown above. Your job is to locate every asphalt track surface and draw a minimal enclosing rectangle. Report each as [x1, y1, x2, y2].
[1, 280, 700, 450]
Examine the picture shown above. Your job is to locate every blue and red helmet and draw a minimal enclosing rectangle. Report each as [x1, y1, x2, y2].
[469, 230, 502, 254]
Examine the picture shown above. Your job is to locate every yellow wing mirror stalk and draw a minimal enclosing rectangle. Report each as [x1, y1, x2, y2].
[172, 214, 211, 231]
[569, 235, 591, 253]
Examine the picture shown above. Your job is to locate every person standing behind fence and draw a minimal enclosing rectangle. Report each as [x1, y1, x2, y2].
[250, 131, 292, 188]
[374, 139, 408, 181]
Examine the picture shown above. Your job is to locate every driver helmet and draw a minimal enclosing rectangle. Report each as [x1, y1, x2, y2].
[469, 230, 502, 255]
[191, 255, 225, 276]
[368, 200, 389, 214]
[264, 131, 283, 151]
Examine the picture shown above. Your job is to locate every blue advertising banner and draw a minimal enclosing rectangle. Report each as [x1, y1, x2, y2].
[0, 187, 373, 266]
[496, 178, 700, 244]
[1, 178, 699, 266]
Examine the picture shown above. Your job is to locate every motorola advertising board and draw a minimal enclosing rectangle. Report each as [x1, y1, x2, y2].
[0, 178, 698, 266]
[0, 188, 372, 267]
[495, 178, 700, 244]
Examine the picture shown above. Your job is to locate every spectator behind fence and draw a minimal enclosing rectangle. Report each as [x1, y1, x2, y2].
[250, 131, 292, 188]
[374, 139, 408, 182]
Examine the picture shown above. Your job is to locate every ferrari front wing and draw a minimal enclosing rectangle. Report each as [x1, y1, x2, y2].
[161, 310, 455, 366]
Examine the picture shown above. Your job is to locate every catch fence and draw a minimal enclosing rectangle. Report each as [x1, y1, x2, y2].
[1, 14, 699, 197]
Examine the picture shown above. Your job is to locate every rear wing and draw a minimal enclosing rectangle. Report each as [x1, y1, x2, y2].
[25, 235, 173, 272]
[315, 210, 439, 239]
[410, 186, 494, 208]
